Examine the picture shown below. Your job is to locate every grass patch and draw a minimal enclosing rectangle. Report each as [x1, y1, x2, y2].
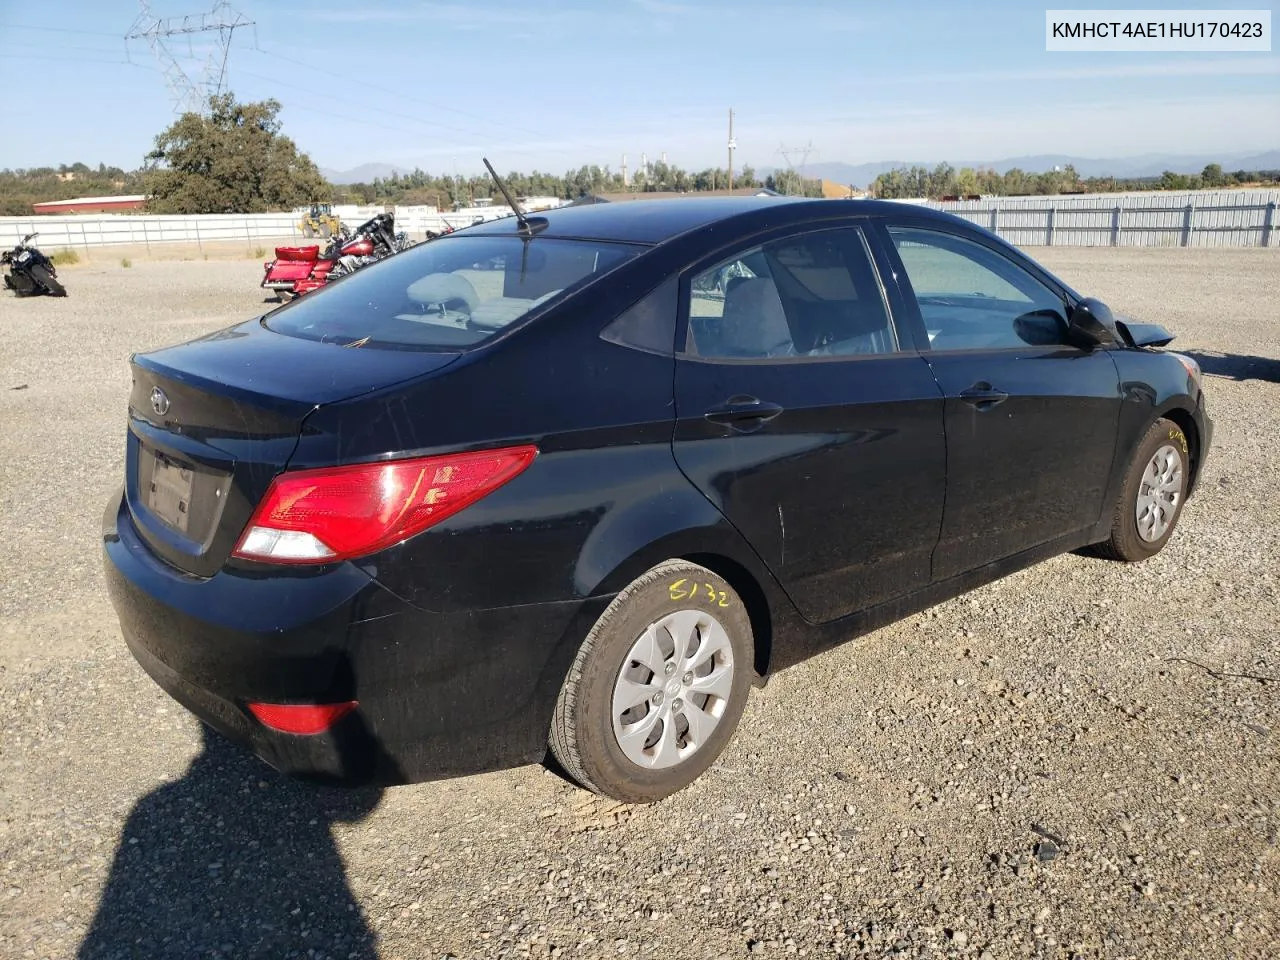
[50, 249, 80, 266]
[253, 246, 266, 258]
[120, 257, 132, 268]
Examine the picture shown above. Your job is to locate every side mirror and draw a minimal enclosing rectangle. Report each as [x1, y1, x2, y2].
[1067, 297, 1119, 348]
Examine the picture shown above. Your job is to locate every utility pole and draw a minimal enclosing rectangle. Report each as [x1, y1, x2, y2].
[727, 108, 736, 191]
[126, 0, 253, 114]
[621, 154, 629, 187]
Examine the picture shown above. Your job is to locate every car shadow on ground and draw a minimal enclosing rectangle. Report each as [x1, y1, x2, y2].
[1183, 350, 1280, 384]
[77, 724, 385, 960]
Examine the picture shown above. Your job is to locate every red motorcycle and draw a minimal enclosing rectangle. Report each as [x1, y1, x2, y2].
[261, 213, 400, 301]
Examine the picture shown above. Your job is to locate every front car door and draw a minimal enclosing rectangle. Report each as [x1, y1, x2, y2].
[876, 222, 1123, 581]
[672, 222, 946, 624]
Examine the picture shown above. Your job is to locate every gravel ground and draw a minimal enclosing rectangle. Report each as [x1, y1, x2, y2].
[0, 250, 1277, 960]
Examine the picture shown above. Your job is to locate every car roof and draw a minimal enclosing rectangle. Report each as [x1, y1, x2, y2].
[454, 196, 963, 245]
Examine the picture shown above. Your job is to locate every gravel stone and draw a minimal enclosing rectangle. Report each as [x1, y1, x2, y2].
[1, 250, 1278, 959]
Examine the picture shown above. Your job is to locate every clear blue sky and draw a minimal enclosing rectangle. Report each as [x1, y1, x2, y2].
[1, 0, 1277, 176]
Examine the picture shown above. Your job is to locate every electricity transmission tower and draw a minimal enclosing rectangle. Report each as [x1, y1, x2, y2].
[777, 141, 816, 196]
[126, 1, 254, 114]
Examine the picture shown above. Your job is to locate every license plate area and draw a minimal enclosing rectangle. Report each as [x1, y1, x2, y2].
[147, 452, 195, 533]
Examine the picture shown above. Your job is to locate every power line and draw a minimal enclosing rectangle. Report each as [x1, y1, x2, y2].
[0, 23, 122, 37]
[237, 68, 494, 148]
[245, 45, 642, 159]
[237, 56, 642, 163]
[0, 42, 132, 57]
[246, 45, 550, 142]
[0, 52, 145, 66]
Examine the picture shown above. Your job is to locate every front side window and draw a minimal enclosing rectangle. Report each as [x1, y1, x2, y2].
[686, 227, 898, 360]
[266, 236, 642, 351]
[886, 227, 1070, 351]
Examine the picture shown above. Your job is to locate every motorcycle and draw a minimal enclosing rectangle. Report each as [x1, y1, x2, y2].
[260, 228, 349, 301]
[3, 233, 67, 297]
[261, 213, 406, 301]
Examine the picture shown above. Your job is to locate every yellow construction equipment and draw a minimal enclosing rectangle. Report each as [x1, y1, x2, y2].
[298, 203, 341, 238]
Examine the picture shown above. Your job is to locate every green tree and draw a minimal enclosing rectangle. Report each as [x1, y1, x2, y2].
[770, 168, 813, 196]
[872, 167, 908, 198]
[143, 93, 329, 214]
[1201, 163, 1224, 187]
[1003, 167, 1030, 196]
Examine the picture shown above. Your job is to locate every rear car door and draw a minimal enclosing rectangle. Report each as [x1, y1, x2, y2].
[877, 222, 1122, 581]
[672, 223, 946, 624]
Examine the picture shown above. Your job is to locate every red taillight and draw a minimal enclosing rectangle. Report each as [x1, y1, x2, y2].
[247, 701, 358, 734]
[232, 445, 538, 564]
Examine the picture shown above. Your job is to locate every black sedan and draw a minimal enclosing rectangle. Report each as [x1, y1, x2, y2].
[103, 197, 1212, 803]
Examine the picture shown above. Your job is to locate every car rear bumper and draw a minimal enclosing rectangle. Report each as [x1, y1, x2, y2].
[103, 488, 609, 786]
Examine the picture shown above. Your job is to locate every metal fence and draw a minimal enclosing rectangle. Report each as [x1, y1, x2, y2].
[0, 208, 520, 251]
[5, 190, 1278, 251]
[924, 190, 1280, 248]
[0, 213, 303, 252]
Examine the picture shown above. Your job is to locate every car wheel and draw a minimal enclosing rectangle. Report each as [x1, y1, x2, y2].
[550, 560, 754, 803]
[1093, 417, 1190, 562]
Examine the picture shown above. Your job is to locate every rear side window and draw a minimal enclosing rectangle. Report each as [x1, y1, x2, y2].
[686, 227, 898, 360]
[600, 279, 678, 355]
[266, 236, 642, 351]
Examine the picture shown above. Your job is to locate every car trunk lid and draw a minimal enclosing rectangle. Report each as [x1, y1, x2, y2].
[124, 318, 459, 577]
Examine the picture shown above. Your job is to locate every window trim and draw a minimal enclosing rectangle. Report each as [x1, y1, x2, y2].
[874, 219, 1086, 356]
[675, 222, 909, 365]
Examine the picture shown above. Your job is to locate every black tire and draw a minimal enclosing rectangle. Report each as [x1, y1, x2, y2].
[1092, 417, 1190, 562]
[550, 560, 754, 803]
[29, 265, 66, 297]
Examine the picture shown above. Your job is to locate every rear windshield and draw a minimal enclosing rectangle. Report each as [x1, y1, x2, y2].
[265, 235, 643, 350]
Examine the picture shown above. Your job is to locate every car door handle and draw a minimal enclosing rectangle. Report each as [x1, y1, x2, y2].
[959, 382, 1010, 411]
[703, 396, 784, 431]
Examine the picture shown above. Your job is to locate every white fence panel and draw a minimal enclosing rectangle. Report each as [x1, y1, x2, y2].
[0, 213, 305, 251]
[925, 189, 1280, 248]
[5, 190, 1276, 251]
[0, 208, 522, 250]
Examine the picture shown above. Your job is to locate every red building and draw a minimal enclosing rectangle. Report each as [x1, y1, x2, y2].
[31, 195, 147, 215]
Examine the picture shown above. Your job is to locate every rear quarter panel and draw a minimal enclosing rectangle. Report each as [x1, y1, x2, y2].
[286, 261, 778, 614]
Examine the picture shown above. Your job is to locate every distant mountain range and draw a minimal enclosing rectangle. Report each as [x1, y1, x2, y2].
[321, 151, 1280, 186]
[766, 151, 1280, 186]
[319, 163, 405, 184]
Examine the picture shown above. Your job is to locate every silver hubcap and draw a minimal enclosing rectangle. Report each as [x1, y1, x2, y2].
[1136, 443, 1184, 542]
[611, 610, 735, 769]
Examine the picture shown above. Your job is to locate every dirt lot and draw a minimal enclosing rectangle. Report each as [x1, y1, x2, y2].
[1, 250, 1277, 960]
